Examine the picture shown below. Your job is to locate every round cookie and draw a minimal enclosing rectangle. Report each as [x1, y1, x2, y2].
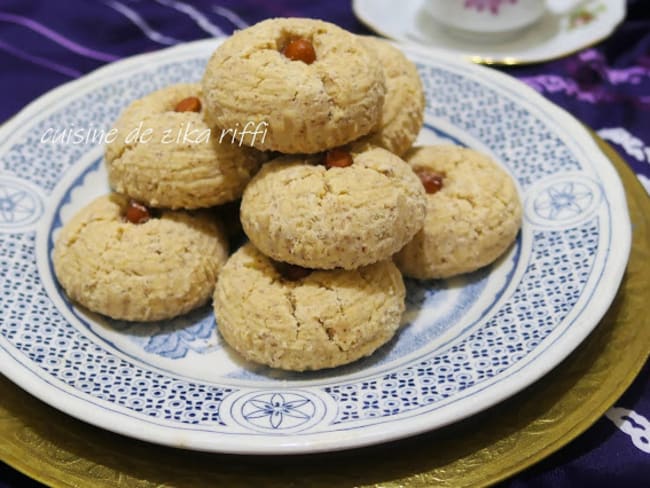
[53, 194, 228, 322]
[394, 145, 522, 279]
[105, 83, 266, 209]
[357, 36, 425, 157]
[214, 243, 406, 371]
[240, 145, 427, 270]
[201, 18, 385, 154]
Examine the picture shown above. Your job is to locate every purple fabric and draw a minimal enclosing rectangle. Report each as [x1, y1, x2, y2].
[0, 1, 648, 485]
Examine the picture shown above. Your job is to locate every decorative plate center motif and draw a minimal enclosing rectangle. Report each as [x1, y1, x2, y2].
[534, 182, 594, 221]
[525, 175, 602, 228]
[241, 392, 316, 430]
[0, 179, 43, 231]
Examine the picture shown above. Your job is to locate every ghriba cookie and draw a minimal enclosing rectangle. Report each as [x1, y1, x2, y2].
[357, 36, 425, 157]
[105, 83, 266, 209]
[201, 18, 385, 154]
[394, 145, 522, 279]
[240, 145, 426, 270]
[214, 243, 406, 371]
[53, 194, 228, 322]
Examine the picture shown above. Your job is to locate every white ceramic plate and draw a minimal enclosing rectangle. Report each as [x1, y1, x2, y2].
[0, 38, 630, 454]
[353, 0, 625, 64]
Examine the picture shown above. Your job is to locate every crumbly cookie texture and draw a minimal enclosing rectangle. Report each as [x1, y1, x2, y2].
[214, 243, 406, 371]
[357, 36, 425, 157]
[201, 18, 386, 153]
[240, 145, 426, 270]
[105, 83, 266, 209]
[394, 145, 522, 279]
[53, 194, 228, 321]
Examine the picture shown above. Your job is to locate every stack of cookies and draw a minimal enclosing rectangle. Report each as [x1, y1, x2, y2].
[53, 18, 522, 372]
[53, 80, 266, 322]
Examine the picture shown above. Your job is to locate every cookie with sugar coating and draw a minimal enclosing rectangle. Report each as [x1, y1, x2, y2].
[394, 145, 522, 279]
[240, 144, 426, 270]
[53, 194, 228, 321]
[357, 36, 425, 157]
[201, 18, 386, 154]
[214, 243, 406, 371]
[105, 83, 266, 209]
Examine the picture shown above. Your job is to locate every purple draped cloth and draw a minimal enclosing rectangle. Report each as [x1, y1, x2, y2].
[0, 1, 648, 486]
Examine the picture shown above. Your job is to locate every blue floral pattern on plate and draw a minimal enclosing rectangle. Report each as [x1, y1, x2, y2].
[0, 177, 44, 232]
[534, 182, 594, 220]
[241, 393, 315, 430]
[110, 307, 217, 360]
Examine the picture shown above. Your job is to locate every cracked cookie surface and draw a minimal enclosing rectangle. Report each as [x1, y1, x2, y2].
[394, 145, 522, 279]
[201, 18, 385, 154]
[105, 83, 266, 209]
[357, 36, 425, 157]
[214, 243, 406, 371]
[240, 145, 427, 270]
[53, 194, 228, 321]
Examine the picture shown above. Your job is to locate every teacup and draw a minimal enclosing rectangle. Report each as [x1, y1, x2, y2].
[425, 0, 586, 41]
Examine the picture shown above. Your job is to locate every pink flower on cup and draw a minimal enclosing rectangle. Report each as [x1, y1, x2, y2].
[464, 0, 518, 15]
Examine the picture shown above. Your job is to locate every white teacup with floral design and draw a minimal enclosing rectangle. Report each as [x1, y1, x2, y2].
[425, 0, 587, 40]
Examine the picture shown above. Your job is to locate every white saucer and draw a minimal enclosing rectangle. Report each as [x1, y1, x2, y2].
[353, 0, 626, 64]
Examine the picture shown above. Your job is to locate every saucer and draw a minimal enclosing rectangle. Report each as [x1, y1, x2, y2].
[353, 0, 626, 64]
